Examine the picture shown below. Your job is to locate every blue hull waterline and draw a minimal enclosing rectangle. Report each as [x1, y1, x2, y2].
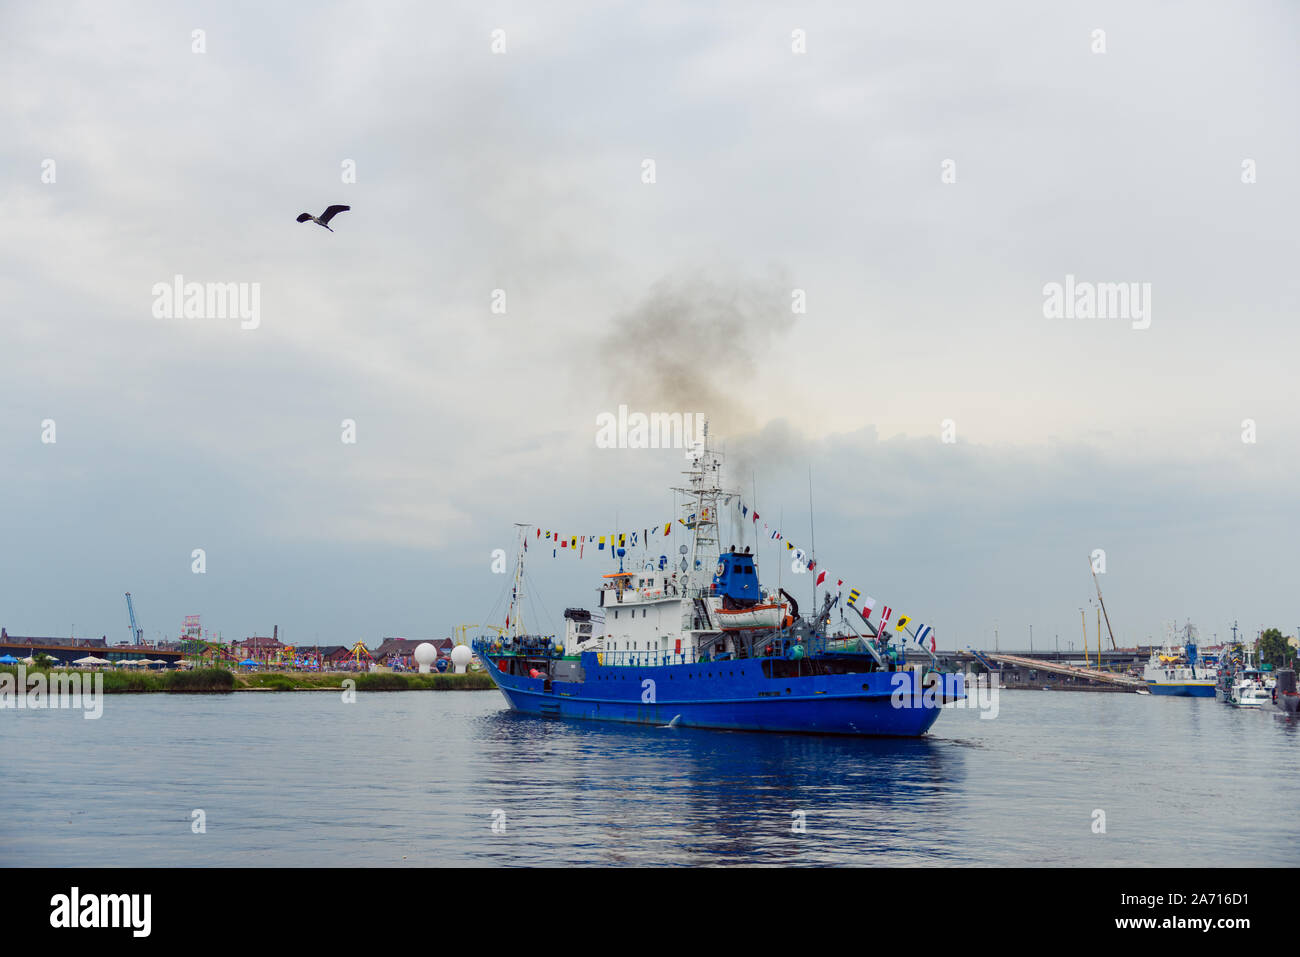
[484, 654, 963, 736]
[1145, 682, 1216, 698]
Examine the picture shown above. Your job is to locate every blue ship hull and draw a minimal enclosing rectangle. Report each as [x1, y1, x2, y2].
[483, 652, 961, 737]
[1146, 682, 1216, 697]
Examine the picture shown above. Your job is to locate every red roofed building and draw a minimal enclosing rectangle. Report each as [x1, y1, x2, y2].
[232, 636, 283, 662]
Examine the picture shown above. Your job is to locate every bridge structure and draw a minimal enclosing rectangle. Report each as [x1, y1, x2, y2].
[900, 645, 1154, 691]
[981, 652, 1145, 688]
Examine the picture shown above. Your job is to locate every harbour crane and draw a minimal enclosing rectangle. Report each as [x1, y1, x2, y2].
[125, 592, 143, 645]
[1089, 559, 1119, 651]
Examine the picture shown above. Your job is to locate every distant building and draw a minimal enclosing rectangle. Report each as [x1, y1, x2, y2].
[371, 637, 452, 667]
[289, 644, 350, 666]
[0, 628, 107, 648]
[232, 636, 283, 661]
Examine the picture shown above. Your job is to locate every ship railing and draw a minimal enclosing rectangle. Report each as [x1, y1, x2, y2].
[596, 650, 699, 668]
[474, 639, 565, 659]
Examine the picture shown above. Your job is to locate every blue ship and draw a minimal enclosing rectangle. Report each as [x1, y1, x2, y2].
[474, 433, 962, 737]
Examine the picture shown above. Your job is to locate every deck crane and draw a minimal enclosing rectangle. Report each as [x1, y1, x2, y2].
[125, 592, 144, 645]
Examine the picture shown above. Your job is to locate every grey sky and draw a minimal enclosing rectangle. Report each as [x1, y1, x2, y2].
[2, 1, 1297, 651]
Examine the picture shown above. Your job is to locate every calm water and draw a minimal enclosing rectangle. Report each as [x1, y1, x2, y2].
[3, 688, 1297, 866]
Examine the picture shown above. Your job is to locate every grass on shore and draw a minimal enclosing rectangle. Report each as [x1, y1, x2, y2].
[1, 665, 235, 693]
[232, 670, 495, 691]
[351, 671, 495, 691]
[2, 665, 494, 693]
[166, 668, 237, 692]
[236, 672, 342, 691]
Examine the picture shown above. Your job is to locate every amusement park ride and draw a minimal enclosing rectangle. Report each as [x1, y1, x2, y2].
[177, 615, 237, 667]
[189, 639, 238, 666]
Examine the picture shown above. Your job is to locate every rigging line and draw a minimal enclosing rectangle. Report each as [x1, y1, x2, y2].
[522, 585, 543, 638]
[480, 593, 505, 635]
[480, 563, 512, 633]
[522, 570, 543, 636]
[522, 567, 556, 638]
[809, 464, 818, 616]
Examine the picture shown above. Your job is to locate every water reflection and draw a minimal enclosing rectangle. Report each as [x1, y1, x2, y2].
[471, 711, 965, 864]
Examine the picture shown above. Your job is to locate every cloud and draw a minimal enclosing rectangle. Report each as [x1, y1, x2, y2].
[592, 272, 796, 435]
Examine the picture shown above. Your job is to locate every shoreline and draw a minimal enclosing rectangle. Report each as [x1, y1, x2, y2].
[0, 665, 497, 694]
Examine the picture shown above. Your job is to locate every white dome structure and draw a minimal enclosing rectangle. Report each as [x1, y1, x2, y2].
[413, 642, 438, 673]
[450, 644, 473, 674]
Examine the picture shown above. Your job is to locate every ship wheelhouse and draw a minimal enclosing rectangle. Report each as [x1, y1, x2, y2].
[711, 546, 761, 608]
[597, 568, 688, 664]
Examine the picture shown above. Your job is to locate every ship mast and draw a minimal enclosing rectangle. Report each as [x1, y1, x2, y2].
[507, 523, 530, 640]
[672, 421, 725, 657]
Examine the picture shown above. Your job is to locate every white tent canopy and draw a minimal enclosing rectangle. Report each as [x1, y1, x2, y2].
[73, 656, 111, 666]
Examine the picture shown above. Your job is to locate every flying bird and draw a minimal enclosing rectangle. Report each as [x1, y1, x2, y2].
[295, 204, 350, 232]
